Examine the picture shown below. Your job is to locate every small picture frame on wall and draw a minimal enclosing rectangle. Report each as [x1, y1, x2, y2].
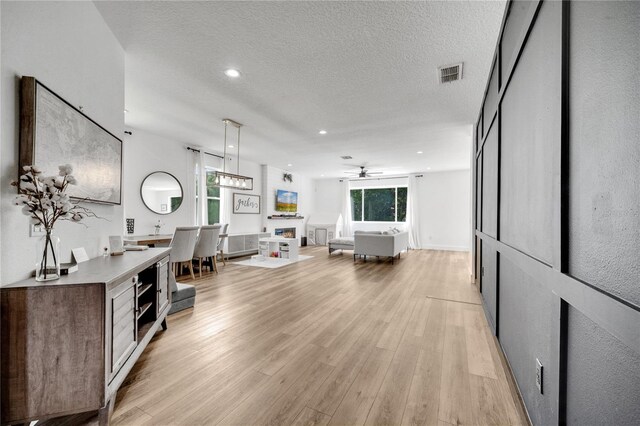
[233, 193, 260, 214]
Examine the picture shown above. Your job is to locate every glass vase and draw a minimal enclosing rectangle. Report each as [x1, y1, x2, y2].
[35, 232, 60, 282]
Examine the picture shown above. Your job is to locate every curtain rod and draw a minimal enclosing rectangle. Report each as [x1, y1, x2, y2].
[340, 174, 423, 182]
[186, 146, 224, 159]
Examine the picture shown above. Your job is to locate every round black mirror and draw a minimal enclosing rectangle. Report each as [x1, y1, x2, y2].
[140, 172, 183, 215]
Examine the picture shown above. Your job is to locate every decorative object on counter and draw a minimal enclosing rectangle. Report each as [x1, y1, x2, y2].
[109, 235, 124, 256]
[11, 164, 98, 281]
[213, 119, 254, 190]
[19, 77, 122, 205]
[154, 220, 164, 235]
[59, 262, 78, 275]
[282, 172, 293, 183]
[103, 247, 109, 257]
[126, 218, 135, 234]
[232, 193, 260, 214]
[72, 247, 89, 263]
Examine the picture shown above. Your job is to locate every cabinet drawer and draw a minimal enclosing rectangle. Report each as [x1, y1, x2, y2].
[156, 257, 170, 315]
[109, 281, 137, 379]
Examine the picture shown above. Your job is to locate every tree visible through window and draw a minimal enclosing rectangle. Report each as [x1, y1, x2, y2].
[195, 169, 221, 225]
[350, 187, 407, 222]
[206, 171, 220, 225]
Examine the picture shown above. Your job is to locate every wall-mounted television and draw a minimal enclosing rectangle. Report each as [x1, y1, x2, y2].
[276, 189, 298, 212]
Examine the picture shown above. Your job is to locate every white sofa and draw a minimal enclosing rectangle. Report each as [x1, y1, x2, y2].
[353, 230, 408, 264]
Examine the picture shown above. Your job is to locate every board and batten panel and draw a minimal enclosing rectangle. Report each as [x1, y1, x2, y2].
[480, 241, 497, 333]
[499, 257, 559, 426]
[500, 0, 561, 266]
[568, 1, 640, 306]
[482, 61, 499, 133]
[476, 152, 483, 231]
[500, 0, 538, 80]
[481, 126, 498, 238]
[566, 306, 640, 424]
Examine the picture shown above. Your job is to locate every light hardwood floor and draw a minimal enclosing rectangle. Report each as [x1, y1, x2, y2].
[111, 247, 529, 425]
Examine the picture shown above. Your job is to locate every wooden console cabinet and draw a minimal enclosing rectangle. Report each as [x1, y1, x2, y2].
[0, 248, 171, 425]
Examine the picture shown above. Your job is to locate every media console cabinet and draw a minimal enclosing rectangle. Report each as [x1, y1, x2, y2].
[0, 248, 171, 425]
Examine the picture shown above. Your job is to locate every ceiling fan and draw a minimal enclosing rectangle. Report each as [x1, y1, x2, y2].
[344, 165, 384, 178]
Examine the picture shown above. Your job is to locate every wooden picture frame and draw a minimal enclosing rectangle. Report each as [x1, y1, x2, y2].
[19, 77, 123, 205]
[232, 193, 260, 214]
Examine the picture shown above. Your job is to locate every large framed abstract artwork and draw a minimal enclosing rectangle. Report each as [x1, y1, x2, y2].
[19, 76, 122, 205]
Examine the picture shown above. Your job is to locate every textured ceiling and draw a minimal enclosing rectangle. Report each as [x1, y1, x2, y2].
[95, 1, 505, 177]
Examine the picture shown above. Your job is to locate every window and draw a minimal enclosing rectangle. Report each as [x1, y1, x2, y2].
[206, 171, 220, 225]
[350, 187, 407, 222]
[195, 168, 221, 225]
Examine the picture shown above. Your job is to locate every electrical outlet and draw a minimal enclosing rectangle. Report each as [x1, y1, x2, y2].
[536, 358, 543, 394]
[30, 223, 45, 237]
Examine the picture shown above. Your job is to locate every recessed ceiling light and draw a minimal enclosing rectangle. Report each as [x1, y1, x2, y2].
[319, 130, 327, 135]
[320, 174, 325, 177]
[427, 167, 432, 170]
[417, 151, 423, 154]
[224, 68, 241, 78]
[228, 145, 234, 148]
[287, 163, 293, 167]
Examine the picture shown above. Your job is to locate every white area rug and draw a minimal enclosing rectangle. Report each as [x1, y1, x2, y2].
[233, 255, 314, 269]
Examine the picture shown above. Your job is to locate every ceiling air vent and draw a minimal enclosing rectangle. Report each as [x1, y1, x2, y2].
[341, 155, 353, 160]
[439, 63, 463, 83]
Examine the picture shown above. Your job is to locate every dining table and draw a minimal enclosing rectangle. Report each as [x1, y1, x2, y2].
[124, 233, 229, 248]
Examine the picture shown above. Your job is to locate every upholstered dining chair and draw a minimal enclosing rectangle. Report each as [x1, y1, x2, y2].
[170, 226, 200, 280]
[215, 223, 229, 266]
[192, 224, 221, 277]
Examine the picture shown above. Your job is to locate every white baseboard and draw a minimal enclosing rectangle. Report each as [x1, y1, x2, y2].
[418, 245, 470, 252]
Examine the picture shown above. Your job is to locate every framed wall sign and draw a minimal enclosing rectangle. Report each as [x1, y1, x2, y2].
[19, 77, 123, 205]
[233, 193, 260, 214]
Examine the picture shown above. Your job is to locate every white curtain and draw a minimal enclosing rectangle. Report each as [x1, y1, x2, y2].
[187, 149, 203, 225]
[219, 186, 232, 228]
[195, 151, 207, 225]
[341, 179, 353, 237]
[406, 174, 421, 249]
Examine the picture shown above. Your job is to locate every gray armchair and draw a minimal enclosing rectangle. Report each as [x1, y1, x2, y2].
[170, 226, 199, 279]
[215, 223, 229, 266]
[193, 224, 221, 276]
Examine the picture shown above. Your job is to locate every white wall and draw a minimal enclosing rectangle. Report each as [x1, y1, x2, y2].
[312, 170, 471, 251]
[1, 2, 125, 284]
[261, 165, 314, 244]
[123, 128, 264, 235]
[222, 158, 263, 234]
[417, 170, 471, 251]
[313, 178, 343, 216]
[123, 129, 192, 234]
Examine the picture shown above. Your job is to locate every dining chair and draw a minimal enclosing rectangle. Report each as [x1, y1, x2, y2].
[192, 224, 221, 277]
[216, 223, 229, 266]
[170, 226, 200, 280]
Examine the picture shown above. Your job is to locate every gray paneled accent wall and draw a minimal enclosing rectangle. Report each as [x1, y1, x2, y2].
[567, 1, 640, 307]
[480, 241, 497, 333]
[500, 0, 561, 266]
[481, 126, 498, 238]
[474, 1, 640, 424]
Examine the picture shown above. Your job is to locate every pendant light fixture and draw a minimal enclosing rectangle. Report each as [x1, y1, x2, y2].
[214, 118, 254, 190]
